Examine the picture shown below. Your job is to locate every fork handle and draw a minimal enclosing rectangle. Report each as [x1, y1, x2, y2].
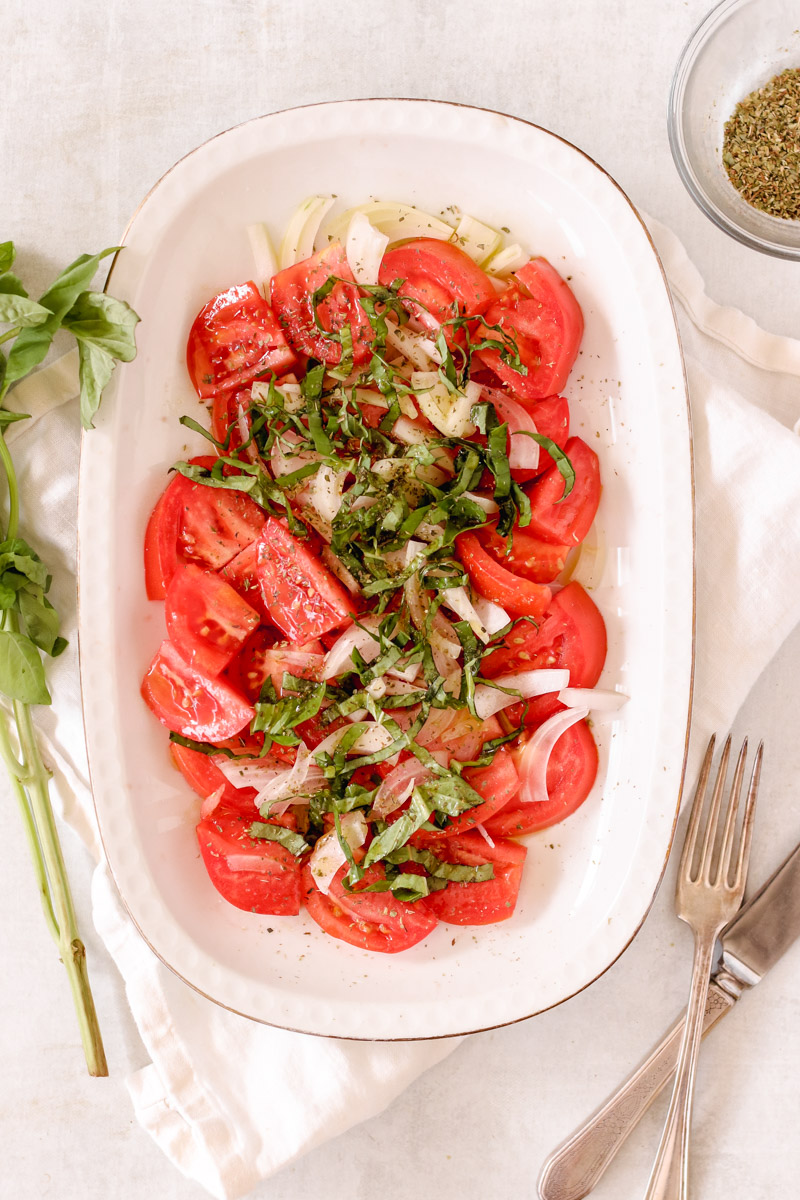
[643, 933, 717, 1200]
[536, 981, 735, 1200]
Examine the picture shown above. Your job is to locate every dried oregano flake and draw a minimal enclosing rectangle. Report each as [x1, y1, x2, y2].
[722, 67, 800, 221]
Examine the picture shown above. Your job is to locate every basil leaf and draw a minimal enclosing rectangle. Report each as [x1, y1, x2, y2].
[63, 291, 139, 360]
[248, 822, 310, 857]
[38, 248, 120, 322]
[251, 679, 326, 743]
[18, 588, 63, 656]
[517, 432, 575, 499]
[168, 731, 236, 759]
[0, 242, 15, 275]
[334, 809, 364, 886]
[0, 274, 28, 299]
[76, 339, 115, 430]
[386, 845, 494, 884]
[0, 630, 50, 704]
[363, 791, 433, 867]
[0, 294, 51, 327]
[0, 411, 30, 429]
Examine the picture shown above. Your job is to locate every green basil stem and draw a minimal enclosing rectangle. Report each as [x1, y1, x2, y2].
[0, 428, 107, 1076]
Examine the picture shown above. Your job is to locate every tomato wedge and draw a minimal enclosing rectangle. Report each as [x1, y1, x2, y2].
[440, 747, 520, 836]
[270, 242, 373, 366]
[256, 517, 353, 642]
[144, 466, 265, 600]
[485, 719, 599, 836]
[141, 640, 255, 740]
[457, 531, 552, 618]
[218, 542, 272, 622]
[528, 394, 570, 474]
[165, 564, 261, 677]
[524, 437, 601, 546]
[303, 862, 438, 953]
[187, 282, 295, 399]
[378, 238, 496, 332]
[476, 257, 583, 401]
[482, 581, 607, 726]
[420, 832, 527, 925]
[477, 525, 571, 584]
[197, 812, 303, 915]
[170, 741, 259, 814]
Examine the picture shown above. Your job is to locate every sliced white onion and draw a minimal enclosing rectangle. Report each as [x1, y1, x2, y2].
[324, 201, 454, 246]
[475, 823, 496, 849]
[321, 546, 362, 595]
[214, 756, 286, 791]
[374, 675, 424, 696]
[246, 223, 279, 295]
[251, 378, 304, 413]
[559, 687, 628, 711]
[463, 491, 499, 515]
[345, 211, 389, 287]
[473, 668, 570, 721]
[386, 660, 423, 684]
[253, 744, 327, 815]
[280, 195, 336, 269]
[471, 593, 511, 638]
[372, 751, 449, 819]
[486, 243, 529, 277]
[322, 618, 381, 679]
[307, 811, 369, 895]
[439, 584, 493, 643]
[517, 707, 590, 806]
[411, 371, 476, 439]
[314, 722, 397, 759]
[200, 785, 226, 820]
[270, 430, 319, 481]
[308, 463, 348, 524]
[353, 385, 418, 420]
[385, 321, 442, 370]
[454, 214, 502, 264]
[483, 385, 541, 472]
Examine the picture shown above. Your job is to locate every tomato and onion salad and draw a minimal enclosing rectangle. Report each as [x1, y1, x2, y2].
[141, 204, 614, 955]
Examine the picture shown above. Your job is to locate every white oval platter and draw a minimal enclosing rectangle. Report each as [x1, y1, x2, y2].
[78, 99, 693, 1040]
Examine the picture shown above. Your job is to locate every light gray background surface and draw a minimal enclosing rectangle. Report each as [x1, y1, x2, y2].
[3, 2, 800, 1197]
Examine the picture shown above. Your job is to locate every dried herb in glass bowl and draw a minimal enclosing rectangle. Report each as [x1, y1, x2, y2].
[723, 67, 800, 221]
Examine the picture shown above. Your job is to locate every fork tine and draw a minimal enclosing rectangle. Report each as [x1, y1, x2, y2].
[731, 740, 763, 889]
[679, 734, 716, 881]
[717, 738, 748, 885]
[699, 735, 731, 883]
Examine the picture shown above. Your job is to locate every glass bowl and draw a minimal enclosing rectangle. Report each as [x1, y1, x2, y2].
[668, 0, 800, 258]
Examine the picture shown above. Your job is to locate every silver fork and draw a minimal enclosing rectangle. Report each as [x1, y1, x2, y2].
[643, 734, 761, 1200]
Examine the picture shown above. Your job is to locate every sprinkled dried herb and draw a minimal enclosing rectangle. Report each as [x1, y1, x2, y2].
[722, 68, 800, 220]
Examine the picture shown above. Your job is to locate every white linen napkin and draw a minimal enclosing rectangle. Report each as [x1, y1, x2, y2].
[8, 216, 800, 1199]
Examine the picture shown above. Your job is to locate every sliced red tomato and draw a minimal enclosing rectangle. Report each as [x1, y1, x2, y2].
[255, 517, 353, 642]
[476, 258, 583, 401]
[485, 719, 599, 836]
[170, 741, 259, 813]
[524, 437, 600, 546]
[528, 394, 570, 474]
[477, 525, 571, 584]
[165, 564, 261, 677]
[457, 531, 552, 618]
[187, 282, 295, 400]
[482, 581, 607, 725]
[144, 464, 265, 600]
[441, 746, 520, 836]
[218, 542, 272, 622]
[270, 243, 373, 366]
[420, 831, 526, 925]
[197, 811, 303, 915]
[211, 387, 253, 456]
[302, 862, 438, 953]
[378, 238, 496, 333]
[226, 626, 325, 702]
[141, 640, 255, 740]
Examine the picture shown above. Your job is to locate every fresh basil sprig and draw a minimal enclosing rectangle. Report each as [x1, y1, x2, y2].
[0, 239, 139, 1076]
